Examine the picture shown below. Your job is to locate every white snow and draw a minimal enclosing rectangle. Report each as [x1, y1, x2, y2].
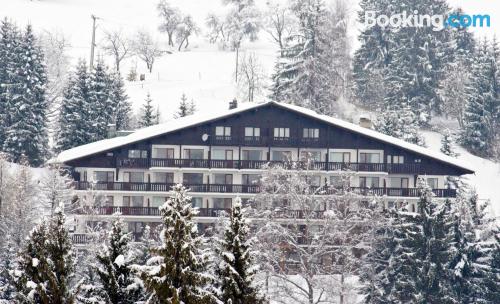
[114, 254, 125, 267]
[31, 258, 39, 268]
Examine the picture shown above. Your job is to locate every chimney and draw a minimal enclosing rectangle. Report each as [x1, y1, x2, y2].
[359, 115, 372, 129]
[107, 124, 117, 138]
[229, 98, 238, 110]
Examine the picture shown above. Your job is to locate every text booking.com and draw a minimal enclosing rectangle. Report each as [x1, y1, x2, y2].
[365, 10, 491, 31]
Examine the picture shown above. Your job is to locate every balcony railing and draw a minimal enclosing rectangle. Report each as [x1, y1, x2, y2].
[73, 181, 456, 198]
[118, 158, 422, 173]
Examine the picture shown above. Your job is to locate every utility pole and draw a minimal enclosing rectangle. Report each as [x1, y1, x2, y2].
[90, 14, 98, 71]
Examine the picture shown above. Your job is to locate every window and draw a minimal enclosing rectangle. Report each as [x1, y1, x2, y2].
[241, 150, 262, 161]
[128, 150, 148, 158]
[104, 196, 114, 207]
[300, 151, 321, 161]
[127, 222, 144, 234]
[274, 127, 290, 138]
[244, 127, 260, 137]
[303, 175, 321, 186]
[387, 155, 404, 164]
[106, 152, 114, 157]
[303, 128, 319, 138]
[123, 172, 144, 183]
[93, 171, 114, 182]
[213, 198, 232, 209]
[330, 152, 351, 163]
[214, 174, 233, 184]
[359, 152, 381, 163]
[427, 178, 438, 189]
[154, 148, 174, 159]
[184, 149, 204, 159]
[212, 149, 233, 160]
[414, 159, 422, 163]
[192, 197, 203, 208]
[272, 151, 292, 161]
[215, 126, 231, 137]
[123, 196, 144, 207]
[360, 176, 380, 188]
[242, 174, 260, 185]
[183, 173, 203, 184]
[330, 176, 349, 188]
[154, 172, 174, 183]
[152, 196, 167, 207]
[390, 177, 409, 188]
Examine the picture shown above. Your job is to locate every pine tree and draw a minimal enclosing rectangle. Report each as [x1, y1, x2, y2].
[55, 59, 93, 152]
[270, 0, 336, 115]
[96, 217, 144, 304]
[440, 130, 459, 157]
[174, 93, 196, 118]
[385, 179, 455, 303]
[110, 73, 132, 131]
[14, 208, 75, 303]
[215, 197, 265, 304]
[461, 39, 500, 157]
[88, 59, 113, 141]
[134, 185, 216, 304]
[374, 103, 425, 146]
[2, 24, 48, 166]
[139, 93, 156, 128]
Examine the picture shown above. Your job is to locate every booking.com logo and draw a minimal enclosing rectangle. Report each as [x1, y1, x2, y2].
[365, 10, 491, 31]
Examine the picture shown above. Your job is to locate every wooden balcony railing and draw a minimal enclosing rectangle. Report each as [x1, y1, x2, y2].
[73, 181, 456, 198]
[119, 158, 423, 174]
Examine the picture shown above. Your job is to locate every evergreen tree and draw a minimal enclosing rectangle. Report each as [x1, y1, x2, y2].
[270, 0, 335, 115]
[2, 24, 48, 166]
[110, 73, 132, 131]
[139, 93, 156, 128]
[441, 130, 459, 157]
[134, 185, 216, 304]
[374, 103, 425, 146]
[352, 0, 392, 108]
[461, 39, 500, 157]
[215, 198, 265, 304]
[174, 93, 196, 118]
[96, 217, 144, 304]
[385, 179, 455, 303]
[88, 59, 113, 141]
[14, 208, 75, 303]
[54, 60, 93, 152]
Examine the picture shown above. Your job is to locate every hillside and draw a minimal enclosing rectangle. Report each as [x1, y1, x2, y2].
[1, 0, 498, 217]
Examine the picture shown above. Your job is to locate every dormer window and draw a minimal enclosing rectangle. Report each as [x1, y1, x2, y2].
[303, 128, 319, 138]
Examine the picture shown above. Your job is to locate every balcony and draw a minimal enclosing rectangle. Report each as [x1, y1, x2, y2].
[117, 158, 422, 174]
[73, 181, 456, 198]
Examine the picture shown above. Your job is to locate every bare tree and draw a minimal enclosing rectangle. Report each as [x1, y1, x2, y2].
[237, 53, 265, 102]
[157, 0, 181, 47]
[175, 15, 200, 51]
[264, 1, 296, 53]
[252, 162, 376, 304]
[206, 14, 227, 45]
[132, 30, 164, 73]
[101, 29, 131, 72]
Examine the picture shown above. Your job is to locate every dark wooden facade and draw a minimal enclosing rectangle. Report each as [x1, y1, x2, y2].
[66, 103, 473, 177]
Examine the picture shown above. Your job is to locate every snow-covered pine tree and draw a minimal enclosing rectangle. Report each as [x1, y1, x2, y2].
[55, 59, 93, 152]
[352, 0, 392, 108]
[270, 0, 336, 115]
[138, 93, 157, 128]
[215, 197, 265, 304]
[384, 0, 454, 124]
[40, 166, 75, 214]
[174, 93, 196, 118]
[134, 185, 216, 303]
[386, 179, 455, 303]
[96, 217, 144, 304]
[14, 208, 75, 303]
[88, 59, 113, 141]
[2, 24, 48, 166]
[374, 103, 425, 146]
[461, 39, 499, 157]
[448, 188, 496, 303]
[440, 130, 459, 157]
[110, 72, 132, 131]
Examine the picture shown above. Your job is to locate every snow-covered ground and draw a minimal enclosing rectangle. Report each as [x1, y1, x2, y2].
[2, 0, 499, 218]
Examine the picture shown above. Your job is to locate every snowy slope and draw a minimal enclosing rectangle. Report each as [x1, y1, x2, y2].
[423, 131, 500, 218]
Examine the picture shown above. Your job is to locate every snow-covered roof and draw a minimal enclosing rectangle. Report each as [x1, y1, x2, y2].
[51, 101, 474, 173]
